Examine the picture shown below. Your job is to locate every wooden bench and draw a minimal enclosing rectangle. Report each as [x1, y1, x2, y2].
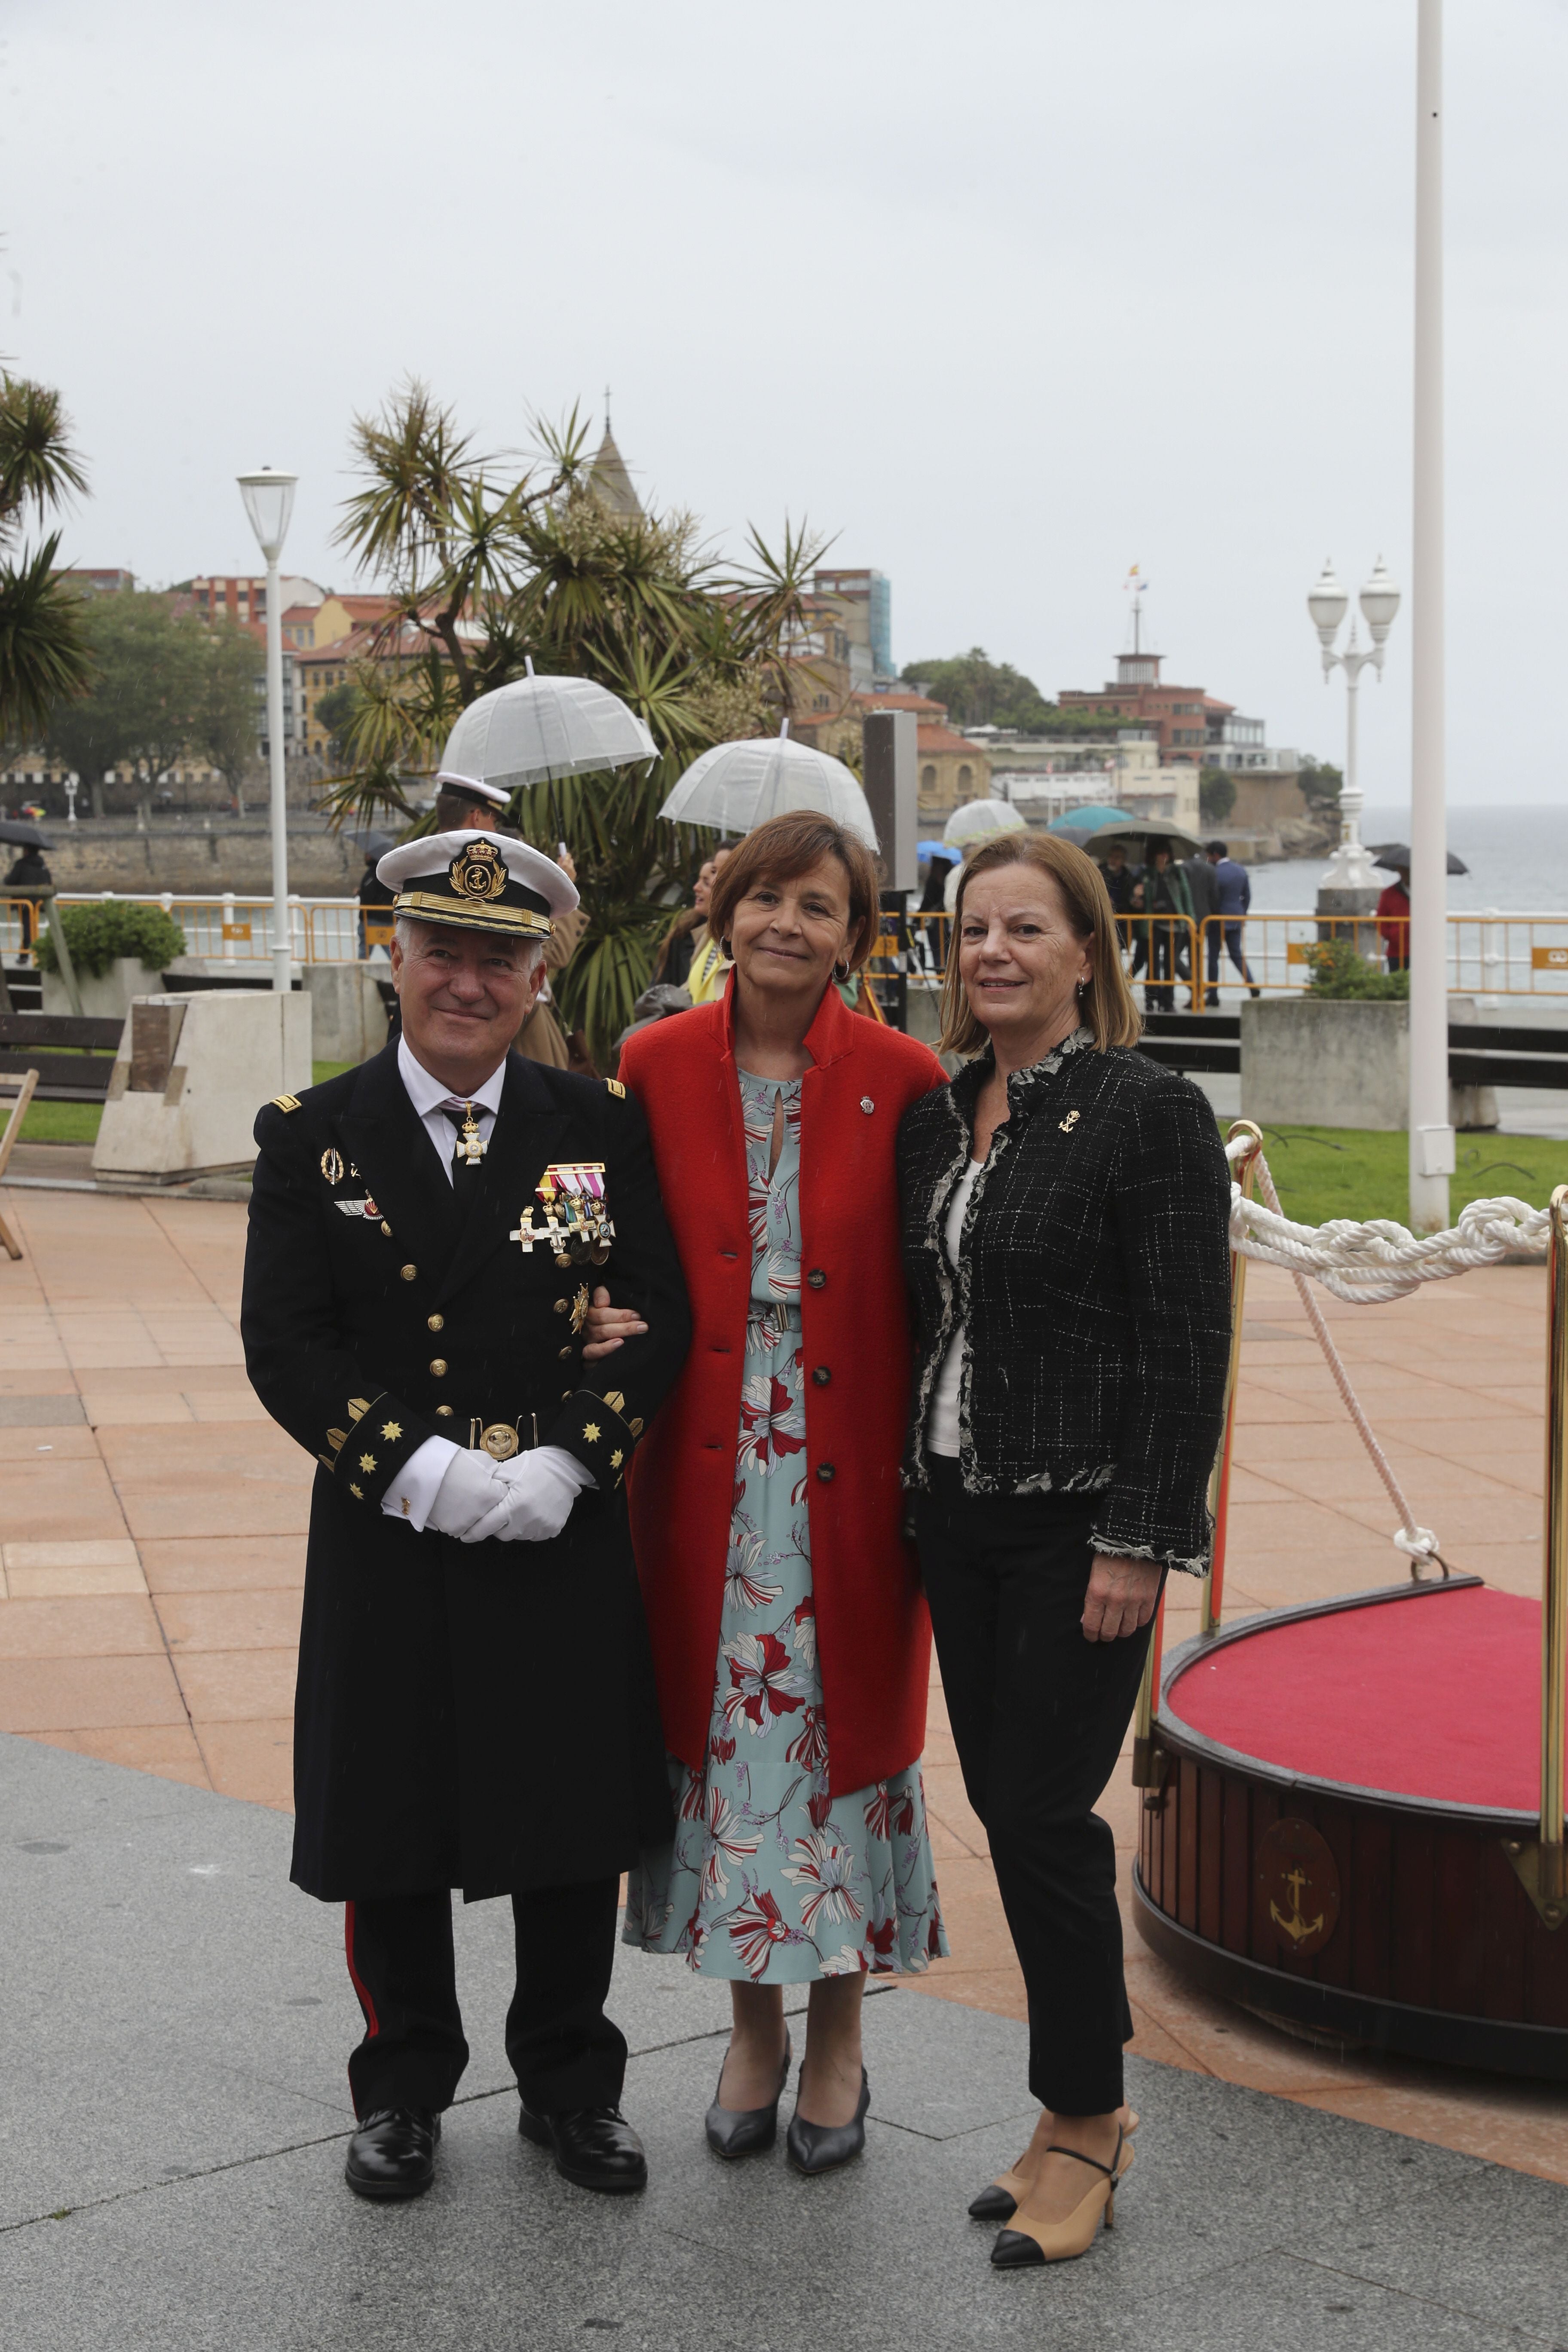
[0, 1013, 125, 1102]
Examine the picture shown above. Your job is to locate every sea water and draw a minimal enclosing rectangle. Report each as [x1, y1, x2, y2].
[1244, 803, 1568, 913]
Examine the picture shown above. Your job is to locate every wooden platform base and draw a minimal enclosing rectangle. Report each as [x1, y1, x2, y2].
[1134, 1579, 1568, 2083]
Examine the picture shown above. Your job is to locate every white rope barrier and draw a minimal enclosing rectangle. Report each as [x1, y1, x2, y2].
[1225, 1145, 1547, 1306]
[1237, 1145, 1450, 1574]
[1221, 1136, 1550, 1576]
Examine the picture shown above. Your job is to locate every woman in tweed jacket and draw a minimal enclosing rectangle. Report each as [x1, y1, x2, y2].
[896, 830, 1232, 2270]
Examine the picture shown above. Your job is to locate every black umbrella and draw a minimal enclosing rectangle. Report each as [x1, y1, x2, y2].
[0, 819, 55, 850]
[349, 829, 396, 861]
[1368, 842, 1468, 876]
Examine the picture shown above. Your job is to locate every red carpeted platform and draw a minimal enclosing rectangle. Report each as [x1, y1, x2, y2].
[1169, 1582, 1556, 1813]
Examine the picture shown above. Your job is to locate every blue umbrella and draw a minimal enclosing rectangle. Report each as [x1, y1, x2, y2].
[1047, 803, 1133, 836]
[917, 838, 957, 861]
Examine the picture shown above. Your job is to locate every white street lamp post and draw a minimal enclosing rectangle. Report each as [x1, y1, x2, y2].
[1308, 556, 1400, 897]
[237, 467, 298, 994]
[64, 772, 78, 824]
[1409, 0, 1452, 1234]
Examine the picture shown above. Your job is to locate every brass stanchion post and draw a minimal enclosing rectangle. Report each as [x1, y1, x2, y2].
[1505, 1183, 1568, 1927]
[1201, 1120, 1262, 1637]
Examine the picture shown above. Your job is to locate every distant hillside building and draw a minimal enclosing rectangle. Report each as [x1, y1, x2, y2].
[812, 568, 892, 689]
[1057, 623, 1293, 775]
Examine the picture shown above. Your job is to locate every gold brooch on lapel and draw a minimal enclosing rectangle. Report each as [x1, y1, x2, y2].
[320, 1148, 344, 1185]
[1059, 1109, 1081, 1133]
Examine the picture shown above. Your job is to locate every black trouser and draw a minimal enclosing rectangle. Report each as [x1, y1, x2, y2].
[1142, 920, 1178, 1011]
[343, 1878, 625, 2119]
[914, 1458, 1159, 2117]
[1206, 920, 1253, 988]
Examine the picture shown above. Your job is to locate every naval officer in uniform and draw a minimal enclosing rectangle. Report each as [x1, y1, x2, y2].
[242, 830, 690, 2203]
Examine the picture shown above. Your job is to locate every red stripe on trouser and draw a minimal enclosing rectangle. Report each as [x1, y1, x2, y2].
[344, 1900, 380, 2038]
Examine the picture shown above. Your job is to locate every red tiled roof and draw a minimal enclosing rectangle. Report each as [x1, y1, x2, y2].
[917, 725, 986, 757]
[853, 690, 948, 719]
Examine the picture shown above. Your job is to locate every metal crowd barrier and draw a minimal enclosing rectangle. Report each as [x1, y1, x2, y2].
[7, 894, 1568, 998]
[0, 892, 375, 968]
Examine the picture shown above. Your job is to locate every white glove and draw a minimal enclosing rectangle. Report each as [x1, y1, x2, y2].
[425, 1448, 508, 1539]
[462, 1446, 594, 1545]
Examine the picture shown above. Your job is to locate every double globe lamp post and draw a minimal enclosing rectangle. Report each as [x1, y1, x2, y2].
[237, 468, 299, 995]
[1307, 555, 1401, 905]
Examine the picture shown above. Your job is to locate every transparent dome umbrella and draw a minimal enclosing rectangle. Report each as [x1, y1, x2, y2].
[440, 660, 656, 796]
[943, 797, 1029, 849]
[658, 721, 879, 852]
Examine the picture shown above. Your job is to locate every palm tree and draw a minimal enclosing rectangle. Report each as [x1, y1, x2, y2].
[0, 375, 92, 750]
[318, 380, 827, 1064]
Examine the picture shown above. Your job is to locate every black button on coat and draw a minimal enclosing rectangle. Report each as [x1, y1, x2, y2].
[242, 1042, 691, 1903]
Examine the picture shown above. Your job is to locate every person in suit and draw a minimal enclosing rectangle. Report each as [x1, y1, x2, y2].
[585, 812, 949, 2177]
[1204, 840, 1259, 997]
[241, 830, 691, 2206]
[1179, 845, 1217, 1007]
[897, 831, 1231, 2268]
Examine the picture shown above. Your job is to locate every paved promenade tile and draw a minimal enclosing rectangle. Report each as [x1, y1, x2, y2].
[1, 1181, 1566, 2205]
[3, 1734, 1562, 2352]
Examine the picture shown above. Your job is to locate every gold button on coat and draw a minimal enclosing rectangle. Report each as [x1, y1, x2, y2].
[435, 1404, 454, 1418]
[427, 1314, 444, 1332]
[380, 1221, 392, 1237]
[429, 1358, 447, 1377]
[553, 1297, 569, 1315]
[400, 1265, 418, 1282]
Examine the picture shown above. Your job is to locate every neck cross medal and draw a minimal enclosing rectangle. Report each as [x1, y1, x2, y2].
[452, 1104, 486, 1167]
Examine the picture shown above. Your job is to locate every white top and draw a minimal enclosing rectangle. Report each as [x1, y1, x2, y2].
[398, 1033, 507, 1185]
[928, 1160, 982, 1458]
[381, 1036, 589, 1528]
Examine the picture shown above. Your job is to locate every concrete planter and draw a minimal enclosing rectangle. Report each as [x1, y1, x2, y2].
[41, 958, 164, 1021]
[301, 964, 388, 1066]
[92, 990, 313, 1180]
[1240, 996, 1495, 1131]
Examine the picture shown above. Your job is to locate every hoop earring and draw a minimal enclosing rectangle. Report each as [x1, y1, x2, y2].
[719, 938, 732, 960]
[834, 957, 851, 983]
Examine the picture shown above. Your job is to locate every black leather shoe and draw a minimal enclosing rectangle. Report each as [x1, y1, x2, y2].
[705, 2032, 792, 2159]
[785, 2067, 869, 2177]
[518, 2102, 647, 2194]
[344, 2107, 440, 2200]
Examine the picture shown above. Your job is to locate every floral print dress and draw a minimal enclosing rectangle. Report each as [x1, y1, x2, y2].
[625, 1071, 946, 1984]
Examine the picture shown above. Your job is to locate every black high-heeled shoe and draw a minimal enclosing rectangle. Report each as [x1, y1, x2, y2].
[704, 2031, 793, 2159]
[785, 2065, 870, 2177]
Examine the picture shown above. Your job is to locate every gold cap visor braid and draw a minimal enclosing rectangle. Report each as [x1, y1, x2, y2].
[392, 891, 554, 940]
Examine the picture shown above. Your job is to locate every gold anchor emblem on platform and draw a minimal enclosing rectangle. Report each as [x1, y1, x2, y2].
[1269, 1865, 1325, 1946]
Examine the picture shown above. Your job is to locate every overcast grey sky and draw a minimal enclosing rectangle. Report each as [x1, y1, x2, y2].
[6, 1, 1567, 802]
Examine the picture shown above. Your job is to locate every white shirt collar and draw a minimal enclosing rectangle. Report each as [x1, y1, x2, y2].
[397, 1033, 509, 1118]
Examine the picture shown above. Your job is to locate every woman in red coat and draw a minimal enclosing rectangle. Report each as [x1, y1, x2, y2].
[594, 811, 947, 2177]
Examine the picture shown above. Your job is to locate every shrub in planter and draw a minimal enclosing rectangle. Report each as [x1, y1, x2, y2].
[1304, 939, 1409, 1001]
[34, 901, 187, 980]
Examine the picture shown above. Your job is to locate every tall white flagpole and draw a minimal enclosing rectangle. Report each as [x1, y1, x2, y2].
[1409, 0, 1452, 1231]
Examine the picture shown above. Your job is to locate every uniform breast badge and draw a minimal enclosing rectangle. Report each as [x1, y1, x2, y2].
[509, 1163, 615, 1266]
[320, 1148, 345, 1185]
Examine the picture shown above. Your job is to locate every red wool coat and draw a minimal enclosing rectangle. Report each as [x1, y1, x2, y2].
[620, 981, 946, 1796]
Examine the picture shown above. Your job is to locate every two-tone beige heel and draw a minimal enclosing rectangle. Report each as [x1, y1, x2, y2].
[989, 2127, 1133, 2267]
[967, 2107, 1138, 2224]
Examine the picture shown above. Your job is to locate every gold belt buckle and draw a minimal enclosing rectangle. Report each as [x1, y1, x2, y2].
[469, 1418, 522, 1462]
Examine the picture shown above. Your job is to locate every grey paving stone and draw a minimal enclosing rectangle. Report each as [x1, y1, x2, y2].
[0, 1393, 85, 1426]
[3, 1730, 1566, 2352]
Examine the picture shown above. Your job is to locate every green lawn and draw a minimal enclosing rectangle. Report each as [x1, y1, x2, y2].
[1240, 1123, 1568, 1229]
[17, 1059, 359, 1146]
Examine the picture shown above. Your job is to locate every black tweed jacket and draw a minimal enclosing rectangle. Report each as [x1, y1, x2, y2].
[896, 1029, 1233, 1571]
